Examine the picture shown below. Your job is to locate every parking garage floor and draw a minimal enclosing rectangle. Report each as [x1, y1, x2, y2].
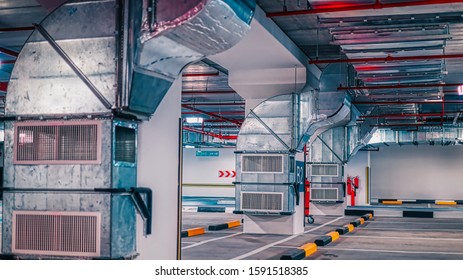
[181, 213, 463, 260]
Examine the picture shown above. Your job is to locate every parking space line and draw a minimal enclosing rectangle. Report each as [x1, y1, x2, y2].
[369, 221, 463, 225]
[344, 235, 463, 242]
[317, 247, 463, 256]
[182, 232, 243, 250]
[231, 216, 345, 260]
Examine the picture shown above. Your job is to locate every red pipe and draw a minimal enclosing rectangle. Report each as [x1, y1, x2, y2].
[182, 102, 245, 106]
[0, 82, 7, 92]
[267, 0, 463, 17]
[183, 126, 237, 140]
[182, 72, 219, 77]
[1, 60, 15, 64]
[0, 47, 19, 57]
[360, 112, 444, 119]
[183, 111, 244, 116]
[372, 123, 444, 127]
[310, 53, 463, 65]
[182, 104, 242, 126]
[339, 83, 462, 91]
[0, 26, 35, 32]
[353, 101, 463, 105]
[182, 90, 236, 95]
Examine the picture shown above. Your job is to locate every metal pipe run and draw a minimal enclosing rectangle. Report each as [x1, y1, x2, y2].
[267, 0, 463, 17]
[183, 126, 237, 140]
[360, 112, 460, 119]
[181, 90, 236, 95]
[182, 104, 242, 126]
[0, 26, 35, 32]
[183, 111, 244, 116]
[309, 53, 463, 65]
[339, 83, 463, 91]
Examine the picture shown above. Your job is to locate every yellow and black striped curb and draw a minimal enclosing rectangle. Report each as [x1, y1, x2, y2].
[378, 199, 463, 205]
[280, 214, 373, 260]
[208, 220, 242, 231]
[181, 227, 205, 238]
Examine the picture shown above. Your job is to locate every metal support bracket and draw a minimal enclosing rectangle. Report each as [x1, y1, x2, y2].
[316, 135, 345, 164]
[34, 23, 113, 109]
[249, 109, 291, 150]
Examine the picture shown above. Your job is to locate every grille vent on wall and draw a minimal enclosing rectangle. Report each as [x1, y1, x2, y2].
[14, 121, 101, 164]
[310, 164, 339, 177]
[12, 211, 101, 257]
[241, 192, 283, 211]
[310, 188, 339, 202]
[242, 155, 283, 173]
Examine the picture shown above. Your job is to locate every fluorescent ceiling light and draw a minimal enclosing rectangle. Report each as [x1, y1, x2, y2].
[186, 117, 203, 124]
[185, 145, 195, 149]
[458, 85, 463, 95]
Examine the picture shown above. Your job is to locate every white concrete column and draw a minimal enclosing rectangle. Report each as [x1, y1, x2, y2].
[136, 78, 181, 260]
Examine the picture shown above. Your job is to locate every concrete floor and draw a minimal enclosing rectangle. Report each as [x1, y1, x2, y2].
[181, 213, 463, 260]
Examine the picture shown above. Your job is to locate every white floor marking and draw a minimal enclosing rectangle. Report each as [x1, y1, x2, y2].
[182, 232, 243, 250]
[231, 216, 345, 260]
[273, 245, 299, 249]
[345, 235, 463, 242]
[181, 241, 196, 244]
[318, 247, 463, 256]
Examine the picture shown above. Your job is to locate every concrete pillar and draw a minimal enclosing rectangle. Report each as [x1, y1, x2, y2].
[136, 79, 181, 260]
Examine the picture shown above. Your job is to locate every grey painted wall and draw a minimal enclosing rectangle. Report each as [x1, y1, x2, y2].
[371, 145, 463, 200]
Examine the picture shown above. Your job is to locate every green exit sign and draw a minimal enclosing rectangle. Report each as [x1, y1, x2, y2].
[196, 151, 219, 157]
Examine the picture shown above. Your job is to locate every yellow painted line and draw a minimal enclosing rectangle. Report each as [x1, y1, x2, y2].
[382, 200, 403, 205]
[436, 201, 457, 205]
[299, 243, 317, 257]
[227, 220, 241, 228]
[359, 218, 365, 225]
[326, 231, 340, 242]
[346, 224, 355, 232]
[368, 213, 373, 219]
[187, 227, 205, 237]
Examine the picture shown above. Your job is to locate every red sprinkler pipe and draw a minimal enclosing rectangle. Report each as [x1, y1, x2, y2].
[353, 101, 463, 105]
[310, 53, 463, 64]
[0, 82, 7, 92]
[0, 60, 15, 65]
[360, 112, 444, 119]
[339, 83, 463, 91]
[0, 47, 19, 57]
[267, 0, 463, 17]
[182, 104, 242, 126]
[182, 102, 245, 107]
[0, 26, 35, 32]
[181, 90, 236, 95]
[182, 72, 219, 77]
[183, 126, 237, 140]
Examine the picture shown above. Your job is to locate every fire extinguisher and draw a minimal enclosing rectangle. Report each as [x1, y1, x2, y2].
[305, 180, 314, 224]
[347, 176, 360, 206]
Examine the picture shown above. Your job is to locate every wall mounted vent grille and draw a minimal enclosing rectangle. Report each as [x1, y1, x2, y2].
[14, 121, 102, 164]
[310, 188, 339, 202]
[12, 211, 101, 257]
[242, 155, 283, 173]
[310, 164, 339, 177]
[115, 125, 136, 163]
[241, 192, 283, 211]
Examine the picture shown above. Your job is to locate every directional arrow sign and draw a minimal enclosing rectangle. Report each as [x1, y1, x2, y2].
[219, 170, 224, 177]
[232, 171, 236, 178]
[225, 171, 230, 177]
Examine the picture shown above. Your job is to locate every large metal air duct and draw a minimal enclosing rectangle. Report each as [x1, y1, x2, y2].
[1, 0, 255, 259]
[234, 64, 352, 215]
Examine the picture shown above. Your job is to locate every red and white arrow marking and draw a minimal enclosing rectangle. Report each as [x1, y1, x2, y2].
[218, 170, 236, 178]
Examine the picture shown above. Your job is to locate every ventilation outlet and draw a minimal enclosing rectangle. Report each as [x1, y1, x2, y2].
[241, 192, 283, 212]
[14, 121, 102, 164]
[115, 125, 136, 163]
[310, 188, 339, 202]
[242, 155, 283, 173]
[310, 164, 339, 177]
[12, 211, 101, 257]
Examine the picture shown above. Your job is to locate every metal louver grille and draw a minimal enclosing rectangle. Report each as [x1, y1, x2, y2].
[12, 211, 101, 257]
[310, 188, 339, 201]
[241, 192, 283, 211]
[115, 126, 136, 163]
[14, 121, 101, 164]
[242, 155, 283, 173]
[311, 164, 338, 177]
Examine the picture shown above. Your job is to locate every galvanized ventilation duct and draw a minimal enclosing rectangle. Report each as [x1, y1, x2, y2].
[234, 64, 352, 215]
[2, 0, 255, 259]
